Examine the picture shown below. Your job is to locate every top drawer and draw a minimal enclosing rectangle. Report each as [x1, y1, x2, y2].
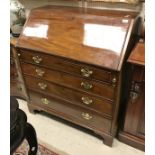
[18, 49, 117, 84]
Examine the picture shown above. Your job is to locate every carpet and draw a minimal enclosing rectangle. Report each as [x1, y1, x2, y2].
[13, 139, 61, 155]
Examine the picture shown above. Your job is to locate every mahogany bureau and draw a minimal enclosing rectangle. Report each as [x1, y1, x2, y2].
[14, 6, 140, 146]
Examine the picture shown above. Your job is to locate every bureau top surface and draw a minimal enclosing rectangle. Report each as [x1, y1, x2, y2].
[17, 5, 137, 71]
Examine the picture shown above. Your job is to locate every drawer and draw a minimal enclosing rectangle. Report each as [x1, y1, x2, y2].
[21, 62, 114, 101]
[24, 75, 113, 118]
[29, 90, 111, 133]
[18, 49, 115, 83]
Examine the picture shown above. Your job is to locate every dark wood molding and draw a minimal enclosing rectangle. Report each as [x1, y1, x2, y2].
[118, 131, 145, 151]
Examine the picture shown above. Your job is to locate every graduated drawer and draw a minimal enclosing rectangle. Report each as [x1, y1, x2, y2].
[24, 75, 113, 118]
[21, 62, 114, 101]
[29, 90, 111, 134]
[18, 49, 115, 83]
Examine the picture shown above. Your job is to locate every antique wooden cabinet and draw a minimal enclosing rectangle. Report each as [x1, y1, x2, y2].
[14, 6, 140, 146]
[118, 41, 145, 151]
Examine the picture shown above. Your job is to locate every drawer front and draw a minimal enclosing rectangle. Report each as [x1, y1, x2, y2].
[21, 62, 114, 101]
[24, 75, 113, 118]
[29, 90, 111, 133]
[18, 49, 115, 83]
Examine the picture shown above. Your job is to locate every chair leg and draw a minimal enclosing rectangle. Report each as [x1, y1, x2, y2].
[25, 123, 38, 155]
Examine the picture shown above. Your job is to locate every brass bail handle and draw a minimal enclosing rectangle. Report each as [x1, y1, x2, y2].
[32, 56, 42, 64]
[41, 98, 49, 105]
[38, 82, 47, 90]
[35, 68, 45, 77]
[81, 68, 93, 77]
[81, 96, 93, 105]
[81, 82, 93, 90]
[81, 112, 92, 120]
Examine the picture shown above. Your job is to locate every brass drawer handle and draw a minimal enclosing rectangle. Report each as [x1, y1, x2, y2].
[81, 96, 93, 105]
[32, 56, 42, 64]
[81, 82, 93, 90]
[35, 68, 45, 77]
[38, 82, 47, 90]
[81, 68, 93, 77]
[41, 98, 49, 105]
[81, 112, 92, 120]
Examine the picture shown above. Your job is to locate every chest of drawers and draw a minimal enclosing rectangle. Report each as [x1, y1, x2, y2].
[15, 6, 139, 146]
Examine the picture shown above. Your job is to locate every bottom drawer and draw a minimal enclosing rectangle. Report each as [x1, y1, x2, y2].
[29, 90, 111, 134]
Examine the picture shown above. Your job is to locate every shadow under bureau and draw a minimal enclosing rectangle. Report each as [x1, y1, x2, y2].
[14, 5, 140, 146]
